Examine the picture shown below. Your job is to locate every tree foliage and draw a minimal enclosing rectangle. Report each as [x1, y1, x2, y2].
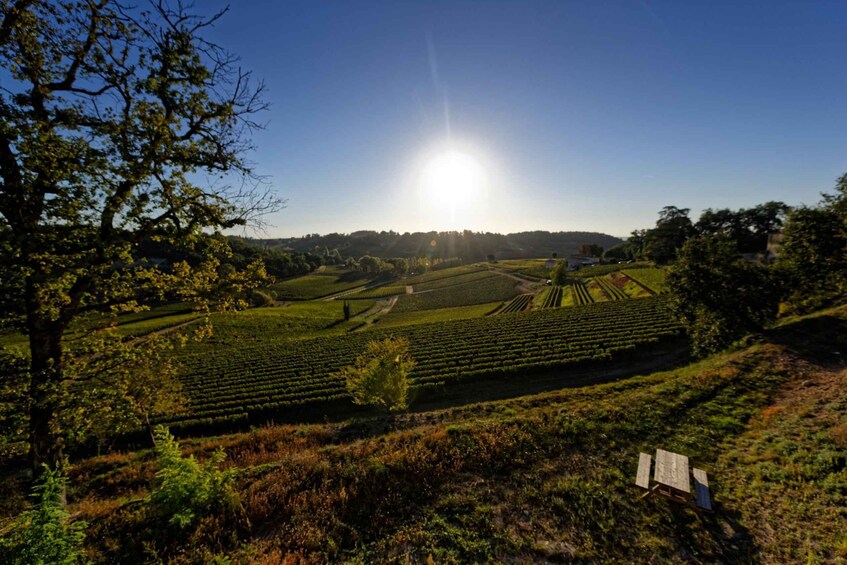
[0, 1, 279, 469]
[667, 235, 780, 357]
[777, 175, 847, 310]
[0, 465, 87, 564]
[644, 206, 695, 264]
[336, 337, 415, 411]
[550, 260, 569, 285]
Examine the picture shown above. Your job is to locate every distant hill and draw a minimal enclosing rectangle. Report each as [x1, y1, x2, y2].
[241, 230, 623, 261]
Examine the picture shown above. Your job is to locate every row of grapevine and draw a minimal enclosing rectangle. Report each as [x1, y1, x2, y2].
[595, 277, 629, 301]
[572, 281, 593, 305]
[499, 294, 533, 314]
[162, 298, 681, 429]
[541, 286, 562, 309]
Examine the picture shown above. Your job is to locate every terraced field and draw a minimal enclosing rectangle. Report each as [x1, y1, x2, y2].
[165, 297, 681, 430]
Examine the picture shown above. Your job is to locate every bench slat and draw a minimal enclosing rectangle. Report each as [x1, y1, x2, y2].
[636, 452, 652, 489]
[692, 468, 712, 511]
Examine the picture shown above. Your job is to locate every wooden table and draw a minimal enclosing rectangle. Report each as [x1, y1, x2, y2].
[635, 449, 713, 511]
[653, 448, 691, 501]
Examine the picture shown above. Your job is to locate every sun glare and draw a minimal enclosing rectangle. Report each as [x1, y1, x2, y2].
[420, 150, 486, 224]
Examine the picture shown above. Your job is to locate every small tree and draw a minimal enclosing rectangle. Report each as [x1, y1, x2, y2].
[336, 337, 415, 411]
[550, 260, 569, 285]
[343, 301, 351, 321]
[0, 466, 87, 565]
[147, 426, 236, 529]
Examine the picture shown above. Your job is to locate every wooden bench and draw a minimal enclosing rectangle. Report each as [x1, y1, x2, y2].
[692, 468, 712, 511]
[635, 452, 652, 489]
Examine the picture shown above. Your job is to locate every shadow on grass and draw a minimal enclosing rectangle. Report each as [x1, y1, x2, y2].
[766, 313, 847, 369]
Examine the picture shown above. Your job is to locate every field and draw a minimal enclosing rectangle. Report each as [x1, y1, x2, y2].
[36, 305, 846, 564]
[392, 273, 521, 313]
[163, 297, 681, 430]
[623, 266, 667, 293]
[493, 258, 551, 279]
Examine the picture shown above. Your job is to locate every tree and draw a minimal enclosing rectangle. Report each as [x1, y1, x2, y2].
[667, 235, 780, 357]
[644, 206, 695, 264]
[335, 337, 415, 411]
[358, 255, 383, 274]
[577, 243, 603, 257]
[0, 2, 280, 470]
[549, 260, 569, 285]
[777, 176, 847, 309]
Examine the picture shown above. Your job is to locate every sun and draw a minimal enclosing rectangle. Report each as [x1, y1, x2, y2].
[421, 150, 485, 212]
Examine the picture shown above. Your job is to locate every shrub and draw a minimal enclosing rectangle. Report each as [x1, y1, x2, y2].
[0, 465, 87, 565]
[147, 425, 236, 529]
[336, 337, 415, 411]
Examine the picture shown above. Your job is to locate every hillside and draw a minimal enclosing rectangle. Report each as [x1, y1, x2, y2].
[5, 304, 842, 563]
[243, 230, 624, 261]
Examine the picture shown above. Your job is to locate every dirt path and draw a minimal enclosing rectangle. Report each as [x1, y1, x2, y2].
[379, 295, 399, 315]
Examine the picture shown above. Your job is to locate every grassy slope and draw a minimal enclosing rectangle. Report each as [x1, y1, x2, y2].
[27, 305, 843, 564]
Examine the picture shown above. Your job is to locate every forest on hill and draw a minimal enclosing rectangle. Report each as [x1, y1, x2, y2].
[241, 230, 624, 262]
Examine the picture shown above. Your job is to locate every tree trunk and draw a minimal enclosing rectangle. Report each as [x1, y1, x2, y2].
[26, 279, 65, 473]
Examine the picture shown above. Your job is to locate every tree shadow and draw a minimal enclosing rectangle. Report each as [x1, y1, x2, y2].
[765, 313, 847, 369]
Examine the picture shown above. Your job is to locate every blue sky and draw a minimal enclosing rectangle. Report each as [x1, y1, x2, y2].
[205, 1, 847, 238]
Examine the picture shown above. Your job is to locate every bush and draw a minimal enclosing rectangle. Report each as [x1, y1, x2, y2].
[336, 337, 415, 411]
[147, 426, 237, 529]
[0, 465, 87, 565]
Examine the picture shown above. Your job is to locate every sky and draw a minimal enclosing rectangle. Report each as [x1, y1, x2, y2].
[204, 1, 847, 238]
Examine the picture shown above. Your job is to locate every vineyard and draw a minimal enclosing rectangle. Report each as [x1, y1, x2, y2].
[348, 284, 407, 299]
[164, 297, 681, 430]
[623, 267, 667, 294]
[391, 274, 520, 313]
[411, 269, 498, 292]
[571, 280, 594, 305]
[541, 285, 563, 308]
[594, 277, 629, 300]
[499, 294, 533, 314]
[573, 262, 651, 278]
[270, 271, 373, 300]
[403, 264, 488, 286]
[494, 258, 550, 280]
